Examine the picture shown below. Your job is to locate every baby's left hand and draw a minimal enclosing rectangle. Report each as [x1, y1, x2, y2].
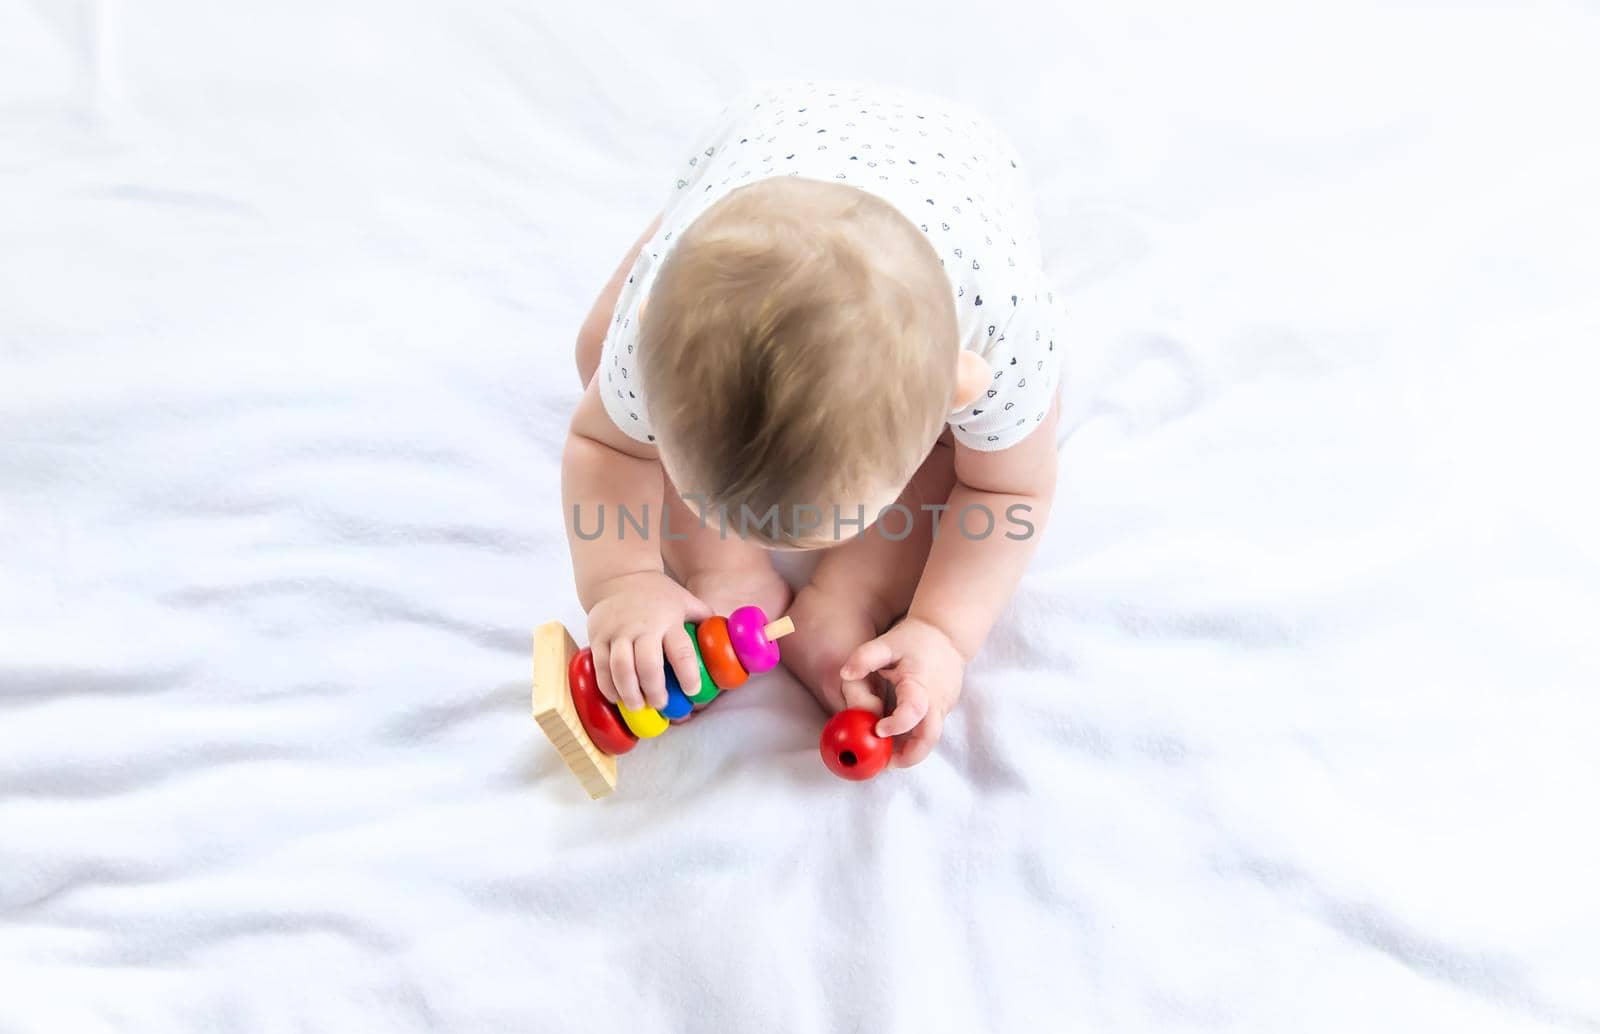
[840, 616, 966, 768]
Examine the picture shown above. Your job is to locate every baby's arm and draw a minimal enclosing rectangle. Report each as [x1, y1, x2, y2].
[841, 398, 1059, 765]
[564, 214, 710, 712]
[564, 383, 712, 711]
[902, 397, 1059, 659]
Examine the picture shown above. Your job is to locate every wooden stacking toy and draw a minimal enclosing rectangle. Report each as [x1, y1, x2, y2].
[532, 605, 795, 799]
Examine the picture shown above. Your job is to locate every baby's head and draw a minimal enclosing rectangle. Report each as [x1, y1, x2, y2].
[639, 177, 958, 549]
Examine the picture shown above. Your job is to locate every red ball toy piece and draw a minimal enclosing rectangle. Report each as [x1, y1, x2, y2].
[819, 709, 893, 781]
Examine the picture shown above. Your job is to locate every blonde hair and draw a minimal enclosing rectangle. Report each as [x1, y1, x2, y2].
[640, 177, 957, 547]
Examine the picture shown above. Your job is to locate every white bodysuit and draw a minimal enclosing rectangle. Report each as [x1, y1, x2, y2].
[599, 79, 1063, 452]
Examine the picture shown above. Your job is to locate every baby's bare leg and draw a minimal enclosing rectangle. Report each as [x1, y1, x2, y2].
[783, 440, 958, 713]
[660, 482, 792, 622]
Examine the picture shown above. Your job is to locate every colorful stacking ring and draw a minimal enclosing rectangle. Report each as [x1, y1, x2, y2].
[695, 617, 748, 690]
[619, 701, 669, 739]
[569, 647, 637, 756]
[681, 623, 719, 705]
[725, 605, 781, 674]
[658, 665, 694, 720]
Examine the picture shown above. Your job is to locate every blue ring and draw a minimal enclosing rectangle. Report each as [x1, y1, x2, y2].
[657, 663, 694, 720]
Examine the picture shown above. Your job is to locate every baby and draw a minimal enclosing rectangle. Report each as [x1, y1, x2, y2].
[565, 80, 1062, 767]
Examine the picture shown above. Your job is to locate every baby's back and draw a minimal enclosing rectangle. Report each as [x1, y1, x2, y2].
[605, 79, 1063, 453]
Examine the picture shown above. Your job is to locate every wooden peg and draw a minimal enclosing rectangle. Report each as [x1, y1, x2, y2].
[763, 615, 795, 641]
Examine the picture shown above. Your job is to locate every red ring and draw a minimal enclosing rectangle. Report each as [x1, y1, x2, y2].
[569, 647, 637, 755]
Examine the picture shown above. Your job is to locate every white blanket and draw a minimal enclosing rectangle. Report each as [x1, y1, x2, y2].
[3, 2, 1598, 1031]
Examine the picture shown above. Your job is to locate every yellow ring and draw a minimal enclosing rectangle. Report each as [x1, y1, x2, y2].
[618, 702, 669, 739]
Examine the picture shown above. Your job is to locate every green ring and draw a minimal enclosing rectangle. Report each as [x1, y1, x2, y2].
[682, 622, 720, 704]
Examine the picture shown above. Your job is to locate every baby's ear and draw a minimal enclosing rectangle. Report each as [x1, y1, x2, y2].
[950, 350, 990, 412]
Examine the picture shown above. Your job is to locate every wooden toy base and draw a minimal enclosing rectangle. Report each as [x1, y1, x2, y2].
[531, 621, 617, 799]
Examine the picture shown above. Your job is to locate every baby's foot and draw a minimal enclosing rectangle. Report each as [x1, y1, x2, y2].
[683, 564, 793, 628]
[675, 564, 792, 718]
[780, 584, 886, 717]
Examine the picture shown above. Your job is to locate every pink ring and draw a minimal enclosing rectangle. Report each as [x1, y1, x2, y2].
[726, 605, 780, 674]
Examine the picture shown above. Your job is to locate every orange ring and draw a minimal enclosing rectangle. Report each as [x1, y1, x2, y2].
[696, 617, 749, 689]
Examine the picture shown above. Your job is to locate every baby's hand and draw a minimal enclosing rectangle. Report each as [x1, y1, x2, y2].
[587, 571, 713, 711]
[840, 616, 966, 768]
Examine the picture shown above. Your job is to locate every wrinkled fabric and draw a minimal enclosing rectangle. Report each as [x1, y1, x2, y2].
[2, 2, 1598, 1032]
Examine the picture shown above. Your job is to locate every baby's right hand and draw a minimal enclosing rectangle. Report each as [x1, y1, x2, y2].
[586, 571, 714, 712]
